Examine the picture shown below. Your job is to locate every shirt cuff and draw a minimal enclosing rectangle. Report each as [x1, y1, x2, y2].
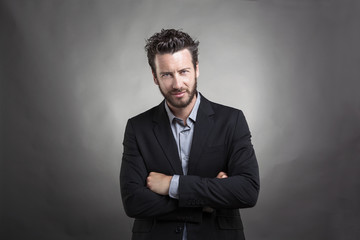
[169, 175, 179, 199]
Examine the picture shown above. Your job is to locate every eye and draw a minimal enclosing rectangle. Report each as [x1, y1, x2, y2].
[179, 69, 189, 74]
[161, 73, 171, 78]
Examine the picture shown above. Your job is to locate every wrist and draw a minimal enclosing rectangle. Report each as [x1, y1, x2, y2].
[166, 175, 172, 194]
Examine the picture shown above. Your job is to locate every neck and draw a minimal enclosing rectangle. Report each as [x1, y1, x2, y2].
[167, 95, 197, 124]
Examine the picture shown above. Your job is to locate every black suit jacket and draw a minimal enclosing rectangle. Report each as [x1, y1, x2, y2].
[120, 94, 259, 240]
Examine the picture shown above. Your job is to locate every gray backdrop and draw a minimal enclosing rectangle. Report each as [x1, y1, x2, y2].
[1, 0, 359, 239]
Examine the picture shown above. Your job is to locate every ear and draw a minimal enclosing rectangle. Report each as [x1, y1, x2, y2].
[195, 62, 200, 78]
[152, 71, 159, 85]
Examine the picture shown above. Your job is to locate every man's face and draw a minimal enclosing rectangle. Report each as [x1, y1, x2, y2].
[153, 48, 199, 109]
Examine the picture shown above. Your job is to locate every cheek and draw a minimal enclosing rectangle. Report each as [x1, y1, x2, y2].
[181, 76, 191, 84]
[184, 77, 195, 87]
[159, 81, 171, 91]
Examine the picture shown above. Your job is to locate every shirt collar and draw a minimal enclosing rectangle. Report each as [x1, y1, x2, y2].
[164, 92, 201, 124]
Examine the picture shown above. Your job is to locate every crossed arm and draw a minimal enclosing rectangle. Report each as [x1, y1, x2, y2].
[147, 171, 228, 196]
[121, 111, 259, 219]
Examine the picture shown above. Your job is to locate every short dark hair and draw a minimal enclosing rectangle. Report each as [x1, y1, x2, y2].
[145, 29, 199, 75]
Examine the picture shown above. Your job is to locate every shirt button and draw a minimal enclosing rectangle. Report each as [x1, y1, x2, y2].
[175, 226, 183, 233]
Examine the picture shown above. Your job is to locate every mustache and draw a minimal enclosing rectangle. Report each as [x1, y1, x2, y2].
[171, 89, 187, 93]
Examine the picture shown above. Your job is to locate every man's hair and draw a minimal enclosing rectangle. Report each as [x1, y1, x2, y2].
[145, 29, 199, 75]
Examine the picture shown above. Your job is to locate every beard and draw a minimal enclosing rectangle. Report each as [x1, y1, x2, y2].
[158, 78, 197, 109]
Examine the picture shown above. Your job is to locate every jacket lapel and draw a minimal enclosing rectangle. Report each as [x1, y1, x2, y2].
[152, 101, 184, 175]
[188, 95, 215, 175]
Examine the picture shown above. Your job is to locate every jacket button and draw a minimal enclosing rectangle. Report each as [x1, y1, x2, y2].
[175, 226, 183, 233]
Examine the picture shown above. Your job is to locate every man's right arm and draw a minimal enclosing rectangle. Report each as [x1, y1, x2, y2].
[120, 119, 178, 218]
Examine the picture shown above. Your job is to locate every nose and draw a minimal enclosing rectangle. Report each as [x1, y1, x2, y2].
[172, 74, 182, 90]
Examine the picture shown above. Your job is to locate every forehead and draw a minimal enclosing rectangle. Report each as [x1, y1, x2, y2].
[154, 49, 193, 70]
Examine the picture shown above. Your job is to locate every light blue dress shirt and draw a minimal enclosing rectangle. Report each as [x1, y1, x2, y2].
[164, 93, 201, 240]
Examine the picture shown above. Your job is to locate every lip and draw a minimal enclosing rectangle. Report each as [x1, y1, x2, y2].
[172, 91, 185, 98]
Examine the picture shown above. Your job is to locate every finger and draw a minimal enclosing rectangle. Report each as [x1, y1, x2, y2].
[217, 171, 228, 179]
[216, 171, 225, 178]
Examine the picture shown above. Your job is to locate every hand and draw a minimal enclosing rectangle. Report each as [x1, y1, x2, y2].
[147, 172, 172, 195]
[216, 171, 228, 179]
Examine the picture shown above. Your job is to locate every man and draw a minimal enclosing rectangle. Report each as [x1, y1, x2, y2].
[120, 29, 259, 240]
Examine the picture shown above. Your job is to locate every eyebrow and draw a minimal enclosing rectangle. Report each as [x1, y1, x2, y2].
[159, 71, 172, 75]
[159, 68, 192, 75]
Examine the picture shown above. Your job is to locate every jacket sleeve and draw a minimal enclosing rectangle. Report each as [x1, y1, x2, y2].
[120, 119, 178, 218]
[178, 110, 260, 209]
